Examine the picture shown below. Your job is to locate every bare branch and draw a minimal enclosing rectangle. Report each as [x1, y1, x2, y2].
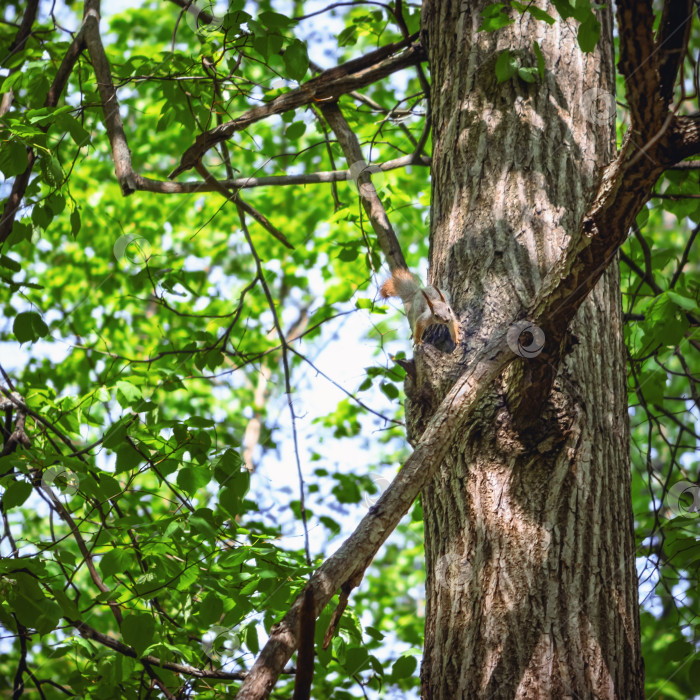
[82, 0, 137, 194]
[668, 160, 700, 169]
[137, 154, 427, 191]
[318, 101, 407, 271]
[169, 35, 425, 178]
[68, 617, 285, 680]
[666, 112, 700, 160]
[616, 0, 663, 134]
[670, 222, 700, 287]
[656, 0, 695, 105]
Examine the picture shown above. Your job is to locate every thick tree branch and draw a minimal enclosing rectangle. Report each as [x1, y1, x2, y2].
[82, 0, 137, 194]
[169, 36, 425, 178]
[1, 0, 39, 64]
[318, 101, 407, 271]
[656, 0, 694, 105]
[616, 0, 663, 134]
[666, 112, 700, 160]
[0, 391, 31, 457]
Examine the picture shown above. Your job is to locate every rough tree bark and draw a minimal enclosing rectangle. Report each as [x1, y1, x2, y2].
[417, 2, 643, 698]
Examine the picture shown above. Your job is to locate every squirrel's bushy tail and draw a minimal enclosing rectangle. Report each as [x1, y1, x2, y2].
[380, 268, 419, 304]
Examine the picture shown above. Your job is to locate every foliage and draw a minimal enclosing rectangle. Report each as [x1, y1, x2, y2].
[0, 1, 698, 698]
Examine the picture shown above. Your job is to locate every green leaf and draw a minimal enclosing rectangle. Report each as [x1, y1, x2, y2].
[551, 0, 576, 20]
[31, 203, 52, 230]
[103, 420, 130, 449]
[70, 208, 81, 237]
[380, 382, 399, 399]
[36, 600, 62, 635]
[113, 655, 137, 683]
[0, 141, 28, 177]
[478, 3, 514, 32]
[115, 444, 143, 473]
[54, 113, 91, 147]
[13, 311, 49, 343]
[176, 466, 210, 496]
[345, 645, 369, 674]
[636, 206, 650, 229]
[246, 623, 260, 655]
[533, 41, 546, 77]
[116, 380, 142, 407]
[121, 613, 155, 656]
[578, 14, 601, 53]
[518, 67, 538, 83]
[365, 626, 384, 641]
[99, 548, 132, 580]
[283, 39, 309, 82]
[392, 654, 418, 679]
[0, 255, 21, 272]
[285, 121, 306, 139]
[198, 593, 223, 625]
[689, 659, 700, 686]
[219, 485, 242, 519]
[495, 50, 518, 83]
[511, 1, 556, 24]
[259, 11, 292, 29]
[667, 291, 700, 314]
[2, 480, 32, 509]
[638, 369, 666, 404]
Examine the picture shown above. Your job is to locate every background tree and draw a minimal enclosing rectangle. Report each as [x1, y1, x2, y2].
[0, 1, 699, 699]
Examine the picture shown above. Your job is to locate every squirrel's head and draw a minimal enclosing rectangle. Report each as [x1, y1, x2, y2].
[433, 307, 454, 324]
[421, 288, 454, 324]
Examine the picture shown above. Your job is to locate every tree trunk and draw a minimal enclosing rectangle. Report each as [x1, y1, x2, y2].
[416, 2, 644, 697]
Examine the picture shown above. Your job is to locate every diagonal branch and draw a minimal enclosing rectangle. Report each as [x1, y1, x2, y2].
[68, 617, 285, 680]
[82, 0, 137, 194]
[318, 101, 407, 271]
[168, 35, 425, 178]
[656, 0, 695, 106]
[234, 330, 512, 700]
[616, 0, 663, 134]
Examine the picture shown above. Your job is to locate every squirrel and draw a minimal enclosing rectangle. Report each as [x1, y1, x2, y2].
[380, 268, 460, 346]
